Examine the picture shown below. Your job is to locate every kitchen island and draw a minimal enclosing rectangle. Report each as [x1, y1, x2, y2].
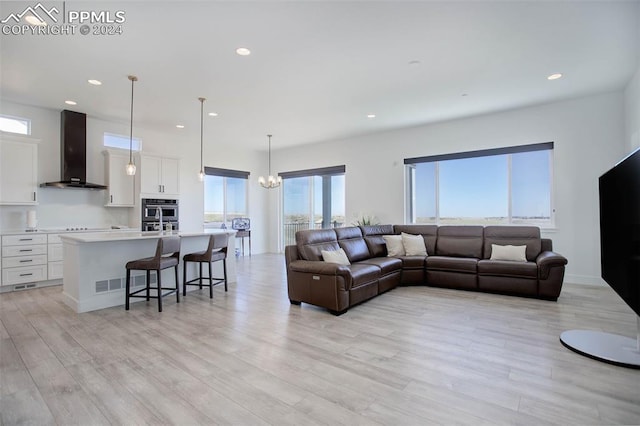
[59, 229, 236, 313]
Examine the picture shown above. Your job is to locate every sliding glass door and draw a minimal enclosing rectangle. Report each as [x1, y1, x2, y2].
[281, 167, 345, 247]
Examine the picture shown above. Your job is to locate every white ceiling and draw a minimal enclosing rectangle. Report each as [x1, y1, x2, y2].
[1, 1, 639, 151]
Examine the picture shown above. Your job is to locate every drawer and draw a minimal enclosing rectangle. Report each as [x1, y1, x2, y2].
[2, 234, 47, 246]
[48, 233, 63, 244]
[48, 261, 63, 280]
[2, 265, 47, 286]
[48, 244, 63, 262]
[2, 245, 47, 257]
[2, 254, 46, 268]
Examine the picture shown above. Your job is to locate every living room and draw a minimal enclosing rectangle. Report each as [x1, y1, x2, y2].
[1, 1, 639, 424]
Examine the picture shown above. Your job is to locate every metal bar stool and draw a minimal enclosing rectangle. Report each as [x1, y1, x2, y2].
[183, 233, 228, 298]
[125, 236, 180, 312]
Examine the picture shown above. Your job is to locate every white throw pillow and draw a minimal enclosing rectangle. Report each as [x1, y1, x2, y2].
[382, 235, 405, 257]
[490, 244, 527, 262]
[321, 248, 351, 265]
[401, 232, 427, 256]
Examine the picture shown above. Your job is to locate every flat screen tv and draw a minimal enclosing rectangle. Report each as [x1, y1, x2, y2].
[560, 147, 640, 369]
[599, 146, 640, 318]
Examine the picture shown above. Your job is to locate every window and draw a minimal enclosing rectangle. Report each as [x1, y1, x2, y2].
[104, 132, 141, 151]
[0, 115, 30, 135]
[406, 142, 553, 226]
[280, 166, 345, 247]
[204, 167, 249, 228]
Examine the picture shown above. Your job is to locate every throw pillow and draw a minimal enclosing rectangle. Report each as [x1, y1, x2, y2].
[490, 244, 527, 262]
[382, 235, 405, 257]
[321, 248, 351, 265]
[401, 232, 427, 256]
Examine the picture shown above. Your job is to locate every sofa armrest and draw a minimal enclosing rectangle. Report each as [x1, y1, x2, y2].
[289, 259, 352, 279]
[536, 251, 568, 280]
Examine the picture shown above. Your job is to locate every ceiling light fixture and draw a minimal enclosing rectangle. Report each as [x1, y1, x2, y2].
[65, 100, 77, 105]
[88, 79, 102, 86]
[236, 47, 251, 56]
[125, 75, 138, 176]
[198, 97, 206, 182]
[258, 134, 281, 189]
[547, 73, 563, 80]
[208, 112, 218, 117]
[176, 124, 185, 129]
[367, 114, 376, 118]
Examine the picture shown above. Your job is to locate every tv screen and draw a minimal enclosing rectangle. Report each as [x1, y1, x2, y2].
[599, 147, 640, 318]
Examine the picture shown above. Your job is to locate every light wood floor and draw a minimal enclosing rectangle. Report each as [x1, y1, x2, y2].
[1, 254, 639, 425]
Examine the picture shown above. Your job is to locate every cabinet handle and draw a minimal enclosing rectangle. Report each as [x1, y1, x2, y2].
[110, 195, 113, 203]
[33, 192, 36, 201]
[19, 249, 33, 252]
[20, 273, 33, 277]
[19, 259, 33, 263]
[19, 238, 33, 241]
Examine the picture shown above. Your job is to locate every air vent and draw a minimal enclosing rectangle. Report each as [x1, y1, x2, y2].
[96, 280, 109, 293]
[96, 275, 147, 294]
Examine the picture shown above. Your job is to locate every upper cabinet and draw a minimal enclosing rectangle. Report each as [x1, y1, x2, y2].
[0, 137, 39, 205]
[103, 150, 134, 207]
[140, 154, 179, 198]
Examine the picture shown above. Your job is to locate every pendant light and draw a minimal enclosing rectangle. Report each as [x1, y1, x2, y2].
[258, 134, 282, 189]
[198, 97, 206, 182]
[125, 75, 138, 176]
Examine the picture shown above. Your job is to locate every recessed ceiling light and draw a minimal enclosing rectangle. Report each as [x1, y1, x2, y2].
[408, 60, 421, 66]
[176, 124, 185, 129]
[461, 93, 468, 97]
[25, 15, 46, 26]
[208, 112, 218, 117]
[88, 79, 102, 86]
[236, 47, 251, 56]
[65, 100, 77, 105]
[367, 114, 376, 119]
[547, 73, 563, 80]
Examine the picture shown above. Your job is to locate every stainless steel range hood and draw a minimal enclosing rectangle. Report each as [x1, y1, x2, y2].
[40, 110, 107, 190]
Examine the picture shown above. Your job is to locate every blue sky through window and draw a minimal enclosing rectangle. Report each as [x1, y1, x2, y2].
[411, 149, 551, 223]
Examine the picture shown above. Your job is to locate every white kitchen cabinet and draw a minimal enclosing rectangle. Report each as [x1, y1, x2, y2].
[47, 233, 63, 280]
[1, 234, 47, 286]
[103, 150, 135, 207]
[140, 154, 179, 197]
[0, 137, 39, 205]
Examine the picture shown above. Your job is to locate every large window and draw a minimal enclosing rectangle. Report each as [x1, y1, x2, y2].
[204, 167, 249, 228]
[0, 115, 30, 135]
[406, 142, 553, 226]
[280, 166, 345, 247]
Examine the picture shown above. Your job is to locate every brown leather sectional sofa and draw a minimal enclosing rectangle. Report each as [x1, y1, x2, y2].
[285, 224, 568, 315]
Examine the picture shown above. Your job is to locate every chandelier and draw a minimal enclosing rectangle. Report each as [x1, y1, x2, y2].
[258, 134, 282, 189]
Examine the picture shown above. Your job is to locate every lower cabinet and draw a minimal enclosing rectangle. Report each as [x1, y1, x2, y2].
[47, 234, 63, 280]
[1, 234, 48, 287]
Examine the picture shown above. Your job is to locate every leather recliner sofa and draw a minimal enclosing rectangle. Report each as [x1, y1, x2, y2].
[285, 224, 568, 315]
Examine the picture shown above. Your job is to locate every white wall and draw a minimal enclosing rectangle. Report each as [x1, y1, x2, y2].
[624, 66, 640, 152]
[0, 101, 272, 254]
[271, 91, 627, 286]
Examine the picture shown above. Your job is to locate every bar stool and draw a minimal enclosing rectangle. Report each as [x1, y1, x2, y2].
[125, 236, 180, 312]
[183, 233, 228, 298]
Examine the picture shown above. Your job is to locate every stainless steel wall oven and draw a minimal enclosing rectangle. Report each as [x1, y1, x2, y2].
[141, 198, 179, 231]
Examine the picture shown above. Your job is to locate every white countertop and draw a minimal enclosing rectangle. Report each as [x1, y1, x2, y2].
[59, 228, 235, 243]
[0, 227, 132, 236]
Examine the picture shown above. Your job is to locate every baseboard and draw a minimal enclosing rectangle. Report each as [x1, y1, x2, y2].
[565, 274, 607, 287]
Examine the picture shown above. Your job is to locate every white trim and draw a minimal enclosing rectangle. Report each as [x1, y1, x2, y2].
[565, 274, 607, 287]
